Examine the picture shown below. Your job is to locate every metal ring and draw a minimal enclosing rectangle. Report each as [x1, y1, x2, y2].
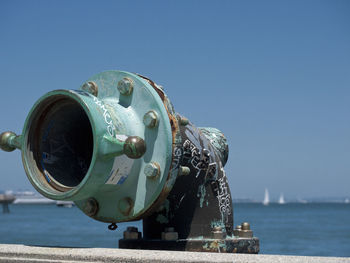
[108, 223, 118, 231]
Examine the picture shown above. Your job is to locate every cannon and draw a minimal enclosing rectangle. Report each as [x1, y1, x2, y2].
[0, 70, 259, 253]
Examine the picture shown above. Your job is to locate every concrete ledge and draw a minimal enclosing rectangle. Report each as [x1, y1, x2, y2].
[0, 244, 349, 263]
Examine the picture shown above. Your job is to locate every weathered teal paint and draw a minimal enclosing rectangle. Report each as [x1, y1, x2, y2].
[1, 71, 176, 223]
[199, 127, 229, 166]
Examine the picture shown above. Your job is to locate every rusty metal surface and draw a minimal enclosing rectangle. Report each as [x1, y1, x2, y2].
[142, 122, 233, 240]
[135, 74, 182, 218]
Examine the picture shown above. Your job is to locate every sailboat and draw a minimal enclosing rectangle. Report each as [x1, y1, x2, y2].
[278, 193, 286, 204]
[345, 198, 350, 204]
[262, 188, 270, 206]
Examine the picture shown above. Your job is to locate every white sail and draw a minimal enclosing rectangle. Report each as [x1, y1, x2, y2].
[345, 198, 350, 204]
[263, 188, 270, 206]
[278, 193, 286, 204]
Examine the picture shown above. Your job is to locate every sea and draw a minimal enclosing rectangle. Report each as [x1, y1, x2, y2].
[0, 203, 349, 257]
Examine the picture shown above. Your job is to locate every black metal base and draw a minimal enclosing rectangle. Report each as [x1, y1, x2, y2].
[119, 237, 259, 253]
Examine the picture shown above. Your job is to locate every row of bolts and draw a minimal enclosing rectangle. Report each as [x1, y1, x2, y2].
[83, 78, 253, 241]
[123, 222, 253, 241]
[82, 78, 191, 180]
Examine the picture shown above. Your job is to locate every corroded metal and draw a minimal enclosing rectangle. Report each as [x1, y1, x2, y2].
[1, 70, 259, 253]
[81, 81, 98, 96]
[119, 237, 259, 253]
[123, 136, 147, 159]
[141, 121, 234, 241]
[0, 131, 21, 152]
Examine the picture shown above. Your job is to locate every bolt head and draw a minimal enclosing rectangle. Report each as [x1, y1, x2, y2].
[127, 226, 138, 232]
[83, 198, 99, 217]
[123, 136, 146, 159]
[0, 131, 16, 152]
[144, 162, 160, 178]
[117, 77, 134, 95]
[213, 226, 222, 232]
[161, 230, 178, 241]
[81, 81, 98, 96]
[143, 110, 158, 128]
[179, 166, 190, 176]
[179, 116, 189, 126]
[123, 230, 141, 240]
[118, 197, 134, 216]
[241, 222, 250, 230]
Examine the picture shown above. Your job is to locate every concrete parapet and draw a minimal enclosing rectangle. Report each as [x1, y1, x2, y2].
[0, 244, 349, 263]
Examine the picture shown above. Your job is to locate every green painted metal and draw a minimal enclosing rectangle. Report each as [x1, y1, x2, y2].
[0, 70, 260, 254]
[1, 71, 175, 223]
[199, 127, 229, 166]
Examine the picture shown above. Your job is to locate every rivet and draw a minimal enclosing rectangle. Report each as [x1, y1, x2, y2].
[144, 162, 161, 178]
[118, 197, 134, 216]
[143, 110, 159, 128]
[81, 81, 98, 96]
[117, 77, 134, 95]
[82, 198, 99, 217]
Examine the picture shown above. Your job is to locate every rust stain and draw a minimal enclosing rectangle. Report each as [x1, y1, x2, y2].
[135, 74, 181, 217]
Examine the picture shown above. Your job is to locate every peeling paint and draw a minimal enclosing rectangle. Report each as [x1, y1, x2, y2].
[197, 184, 206, 208]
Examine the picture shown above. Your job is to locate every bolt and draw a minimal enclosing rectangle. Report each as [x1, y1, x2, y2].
[83, 198, 99, 217]
[239, 222, 253, 238]
[144, 162, 161, 178]
[127, 226, 138, 232]
[118, 197, 134, 216]
[143, 110, 158, 128]
[213, 226, 222, 232]
[123, 136, 146, 159]
[123, 226, 141, 240]
[179, 116, 189, 126]
[178, 166, 190, 176]
[161, 227, 178, 241]
[212, 226, 226, 239]
[81, 81, 98, 96]
[233, 225, 242, 237]
[0, 131, 17, 152]
[117, 77, 133, 95]
[241, 222, 250, 230]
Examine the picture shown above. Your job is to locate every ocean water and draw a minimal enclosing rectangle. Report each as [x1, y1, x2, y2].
[0, 203, 349, 257]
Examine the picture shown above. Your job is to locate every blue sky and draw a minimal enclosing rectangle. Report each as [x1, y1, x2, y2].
[0, 0, 349, 200]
